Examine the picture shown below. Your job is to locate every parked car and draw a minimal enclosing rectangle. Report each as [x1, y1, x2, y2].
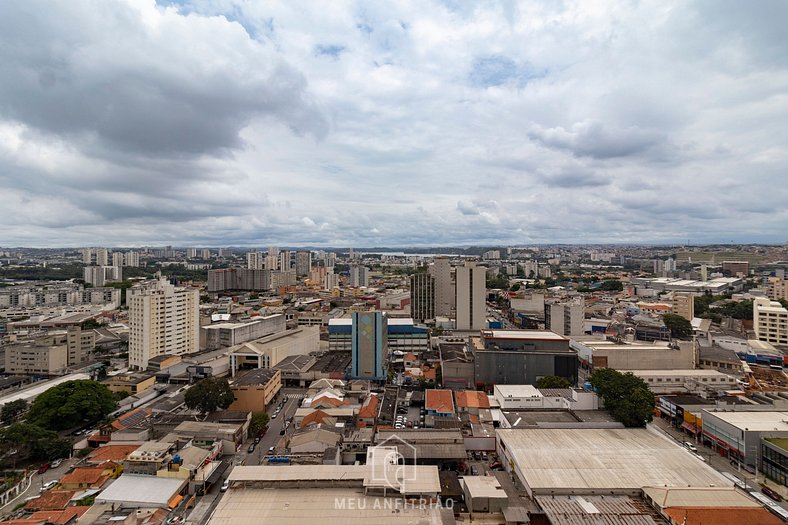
[254, 437, 260, 444]
[220, 479, 230, 493]
[37, 464, 50, 474]
[247, 443, 256, 453]
[470, 466, 479, 476]
[683, 442, 698, 452]
[762, 486, 783, 502]
[50, 459, 63, 469]
[268, 447, 275, 455]
[481, 452, 488, 461]
[41, 480, 58, 491]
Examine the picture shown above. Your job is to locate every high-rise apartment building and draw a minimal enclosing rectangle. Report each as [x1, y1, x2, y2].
[323, 271, 339, 290]
[351, 311, 387, 380]
[295, 251, 312, 277]
[270, 270, 297, 290]
[200, 249, 211, 260]
[350, 265, 369, 287]
[279, 251, 292, 271]
[766, 277, 788, 301]
[81, 248, 93, 265]
[112, 252, 123, 267]
[410, 272, 435, 322]
[207, 269, 270, 292]
[125, 251, 140, 267]
[268, 246, 280, 257]
[94, 248, 108, 266]
[753, 297, 788, 347]
[545, 300, 584, 337]
[672, 292, 696, 321]
[128, 279, 200, 369]
[84, 265, 122, 286]
[264, 255, 279, 271]
[431, 256, 454, 317]
[186, 248, 198, 258]
[455, 261, 486, 330]
[247, 251, 264, 270]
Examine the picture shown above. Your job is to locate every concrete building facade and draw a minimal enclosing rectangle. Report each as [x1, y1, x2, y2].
[409, 272, 435, 322]
[128, 279, 200, 369]
[431, 256, 454, 317]
[753, 297, 788, 347]
[455, 261, 486, 331]
[351, 312, 387, 380]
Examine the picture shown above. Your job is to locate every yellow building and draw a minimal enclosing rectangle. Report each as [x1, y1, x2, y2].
[105, 372, 156, 395]
[229, 368, 282, 413]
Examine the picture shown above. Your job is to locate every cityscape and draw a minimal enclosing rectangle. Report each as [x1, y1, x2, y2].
[1, 1, 788, 525]
[0, 244, 787, 524]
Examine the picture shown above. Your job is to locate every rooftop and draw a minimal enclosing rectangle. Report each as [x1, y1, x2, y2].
[206, 488, 452, 525]
[425, 389, 455, 413]
[96, 475, 187, 507]
[232, 367, 280, 387]
[498, 428, 731, 493]
[481, 329, 567, 341]
[702, 410, 788, 432]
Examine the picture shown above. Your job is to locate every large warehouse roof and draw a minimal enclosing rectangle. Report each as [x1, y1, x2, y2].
[208, 488, 453, 525]
[96, 475, 186, 508]
[498, 428, 731, 494]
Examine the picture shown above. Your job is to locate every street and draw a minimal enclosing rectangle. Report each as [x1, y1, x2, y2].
[650, 417, 788, 511]
[0, 457, 78, 517]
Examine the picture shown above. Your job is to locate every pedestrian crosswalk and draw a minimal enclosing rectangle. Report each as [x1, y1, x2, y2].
[285, 393, 305, 399]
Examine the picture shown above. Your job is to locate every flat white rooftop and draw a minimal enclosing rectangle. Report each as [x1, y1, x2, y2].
[494, 384, 542, 398]
[629, 369, 735, 378]
[498, 428, 731, 493]
[702, 410, 788, 432]
[482, 329, 567, 341]
[207, 488, 452, 525]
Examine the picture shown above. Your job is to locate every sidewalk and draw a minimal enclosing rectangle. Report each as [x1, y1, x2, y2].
[651, 417, 786, 498]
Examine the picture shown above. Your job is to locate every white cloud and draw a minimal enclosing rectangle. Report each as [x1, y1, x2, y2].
[0, 0, 787, 246]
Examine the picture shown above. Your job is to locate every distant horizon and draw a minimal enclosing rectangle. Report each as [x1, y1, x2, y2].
[2, 241, 786, 251]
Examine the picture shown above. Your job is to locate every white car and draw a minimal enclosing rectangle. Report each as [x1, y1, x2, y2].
[41, 480, 58, 491]
[50, 459, 63, 468]
[684, 442, 698, 452]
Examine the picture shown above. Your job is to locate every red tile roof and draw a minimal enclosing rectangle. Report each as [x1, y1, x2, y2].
[300, 409, 330, 428]
[358, 394, 380, 419]
[88, 444, 139, 463]
[454, 390, 490, 410]
[425, 389, 455, 414]
[59, 466, 111, 488]
[664, 507, 785, 525]
[25, 490, 75, 511]
[29, 506, 90, 524]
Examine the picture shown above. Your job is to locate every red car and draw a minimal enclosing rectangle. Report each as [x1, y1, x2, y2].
[36, 464, 50, 474]
[762, 486, 783, 502]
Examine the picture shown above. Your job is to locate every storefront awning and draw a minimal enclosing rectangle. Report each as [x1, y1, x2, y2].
[681, 422, 699, 433]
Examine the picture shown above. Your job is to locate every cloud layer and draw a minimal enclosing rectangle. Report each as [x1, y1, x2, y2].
[1, 0, 786, 247]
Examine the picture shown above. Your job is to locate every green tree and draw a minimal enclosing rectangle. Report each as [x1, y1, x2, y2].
[662, 314, 693, 339]
[249, 412, 270, 437]
[599, 280, 623, 292]
[588, 369, 654, 427]
[80, 318, 103, 330]
[780, 298, 788, 309]
[510, 283, 521, 292]
[184, 377, 235, 414]
[535, 376, 572, 389]
[27, 380, 117, 431]
[0, 399, 28, 424]
[0, 423, 72, 462]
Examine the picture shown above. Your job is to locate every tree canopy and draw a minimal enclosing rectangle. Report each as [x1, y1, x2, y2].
[184, 377, 235, 414]
[0, 399, 28, 424]
[588, 368, 655, 427]
[662, 313, 693, 339]
[0, 422, 72, 463]
[26, 380, 117, 431]
[250, 411, 270, 437]
[535, 375, 572, 389]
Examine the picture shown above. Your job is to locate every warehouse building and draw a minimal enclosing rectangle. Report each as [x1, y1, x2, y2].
[496, 428, 730, 497]
[701, 409, 788, 467]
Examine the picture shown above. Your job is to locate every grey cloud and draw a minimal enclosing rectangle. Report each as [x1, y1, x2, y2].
[0, 1, 327, 157]
[457, 201, 479, 215]
[528, 121, 667, 159]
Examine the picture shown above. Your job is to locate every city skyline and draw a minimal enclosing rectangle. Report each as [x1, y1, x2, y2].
[1, 1, 787, 247]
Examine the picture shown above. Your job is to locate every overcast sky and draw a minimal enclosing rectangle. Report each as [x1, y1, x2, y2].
[1, 0, 787, 248]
